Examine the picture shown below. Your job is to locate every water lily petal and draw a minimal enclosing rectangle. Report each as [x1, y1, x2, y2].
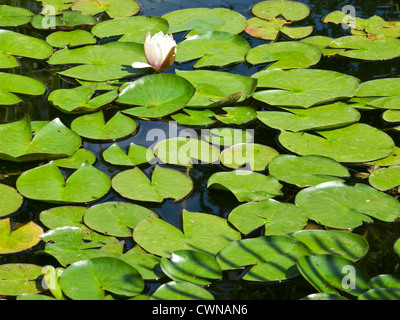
[132, 62, 153, 69]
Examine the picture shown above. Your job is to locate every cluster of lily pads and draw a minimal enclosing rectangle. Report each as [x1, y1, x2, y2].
[1, 0, 400, 300]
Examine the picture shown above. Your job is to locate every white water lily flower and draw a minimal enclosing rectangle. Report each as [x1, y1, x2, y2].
[132, 31, 177, 73]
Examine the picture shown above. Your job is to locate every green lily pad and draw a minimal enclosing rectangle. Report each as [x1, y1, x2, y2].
[394, 239, 400, 258]
[297, 254, 369, 296]
[133, 210, 241, 257]
[117, 74, 196, 118]
[46, 29, 97, 48]
[103, 143, 155, 167]
[0, 29, 53, 68]
[34, 0, 74, 14]
[291, 230, 369, 261]
[365, 146, 400, 167]
[59, 257, 144, 300]
[160, 250, 222, 285]
[83, 202, 156, 237]
[31, 11, 97, 30]
[215, 106, 257, 125]
[245, 17, 313, 41]
[278, 123, 395, 163]
[48, 42, 147, 81]
[220, 143, 280, 171]
[207, 171, 283, 202]
[41, 226, 123, 266]
[369, 166, 400, 191]
[175, 70, 257, 108]
[53, 149, 96, 169]
[228, 199, 307, 235]
[162, 8, 246, 37]
[383, 110, 400, 122]
[203, 128, 254, 146]
[120, 248, 162, 280]
[0, 218, 43, 254]
[216, 236, 311, 282]
[268, 155, 351, 187]
[251, 0, 311, 21]
[358, 288, 400, 300]
[112, 166, 193, 203]
[16, 161, 111, 204]
[0, 184, 23, 218]
[71, 0, 140, 18]
[39, 206, 87, 229]
[246, 41, 321, 70]
[70, 111, 137, 141]
[256, 102, 361, 132]
[49, 86, 118, 114]
[0, 73, 46, 105]
[252, 69, 360, 108]
[295, 181, 400, 229]
[355, 78, 400, 110]
[0, 264, 44, 296]
[329, 35, 400, 61]
[153, 137, 220, 167]
[150, 281, 214, 300]
[0, 115, 82, 162]
[0, 5, 33, 27]
[301, 36, 345, 56]
[171, 108, 216, 126]
[92, 16, 169, 43]
[369, 274, 400, 289]
[176, 31, 250, 68]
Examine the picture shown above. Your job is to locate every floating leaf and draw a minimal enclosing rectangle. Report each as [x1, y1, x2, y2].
[150, 281, 214, 300]
[162, 8, 246, 37]
[83, 202, 156, 237]
[16, 161, 111, 204]
[207, 171, 283, 202]
[46, 29, 97, 48]
[252, 69, 360, 108]
[48, 42, 147, 81]
[31, 11, 97, 30]
[39, 206, 87, 229]
[117, 74, 196, 118]
[268, 155, 351, 187]
[112, 166, 193, 203]
[246, 41, 321, 70]
[0, 115, 81, 162]
[175, 70, 257, 108]
[53, 149, 96, 169]
[220, 143, 279, 171]
[92, 16, 169, 43]
[103, 143, 155, 167]
[0, 218, 43, 254]
[203, 128, 254, 146]
[133, 210, 241, 257]
[160, 250, 222, 285]
[245, 17, 313, 41]
[0, 73, 46, 105]
[70, 111, 137, 141]
[0, 5, 33, 27]
[176, 31, 250, 68]
[216, 236, 311, 282]
[214, 106, 257, 125]
[59, 257, 144, 300]
[369, 166, 400, 191]
[369, 274, 400, 289]
[295, 181, 400, 229]
[301, 36, 345, 56]
[48, 86, 118, 114]
[171, 108, 216, 126]
[0, 184, 23, 218]
[354, 78, 400, 110]
[228, 199, 307, 235]
[291, 230, 369, 261]
[0, 264, 44, 296]
[358, 288, 400, 300]
[278, 123, 394, 163]
[153, 137, 220, 167]
[120, 248, 162, 280]
[298, 254, 369, 296]
[257, 102, 361, 132]
[251, 0, 311, 21]
[71, 0, 140, 18]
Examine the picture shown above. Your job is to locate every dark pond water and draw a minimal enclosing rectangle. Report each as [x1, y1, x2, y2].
[1, 0, 400, 300]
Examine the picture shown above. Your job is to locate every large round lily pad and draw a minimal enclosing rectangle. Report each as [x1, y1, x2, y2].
[59, 257, 144, 300]
[251, 0, 311, 21]
[216, 236, 311, 282]
[112, 166, 193, 203]
[133, 210, 241, 257]
[0, 5, 33, 27]
[295, 181, 400, 229]
[176, 31, 250, 68]
[117, 74, 196, 118]
[71, 0, 140, 18]
[46, 29, 96, 48]
[0, 184, 23, 218]
[0, 115, 82, 162]
[16, 161, 111, 204]
[278, 123, 395, 163]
